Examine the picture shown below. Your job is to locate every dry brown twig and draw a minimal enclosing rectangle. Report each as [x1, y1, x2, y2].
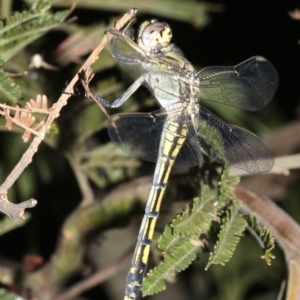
[0, 95, 53, 142]
[78, 69, 109, 118]
[0, 8, 137, 221]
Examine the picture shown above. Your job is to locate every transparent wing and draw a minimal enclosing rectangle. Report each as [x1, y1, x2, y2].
[108, 29, 149, 80]
[198, 56, 278, 111]
[107, 112, 202, 168]
[195, 106, 274, 173]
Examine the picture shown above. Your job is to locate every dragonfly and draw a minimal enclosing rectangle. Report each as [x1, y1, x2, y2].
[93, 15, 278, 300]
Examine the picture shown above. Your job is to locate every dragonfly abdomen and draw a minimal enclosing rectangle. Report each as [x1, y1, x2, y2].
[125, 118, 188, 299]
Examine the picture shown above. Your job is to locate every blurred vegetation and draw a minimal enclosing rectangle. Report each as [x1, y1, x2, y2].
[0, 0, 299, 300]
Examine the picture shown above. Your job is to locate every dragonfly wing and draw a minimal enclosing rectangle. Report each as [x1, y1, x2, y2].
[108, 29, 150, 80]
[195, 106, 274, 174]
[198, 56, 278, 111]
[107, 112, 202, 168]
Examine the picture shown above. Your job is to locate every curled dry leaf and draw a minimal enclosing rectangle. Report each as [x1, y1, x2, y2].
[25, 94, 49, 112]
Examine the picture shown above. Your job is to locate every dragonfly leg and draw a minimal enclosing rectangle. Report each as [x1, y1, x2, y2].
[94, 75, 145, 108]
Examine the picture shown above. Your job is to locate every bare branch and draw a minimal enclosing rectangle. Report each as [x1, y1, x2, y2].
[54, 249, 132, 300]
[79, 69, 109, 118]
[0, 193, 37, 221]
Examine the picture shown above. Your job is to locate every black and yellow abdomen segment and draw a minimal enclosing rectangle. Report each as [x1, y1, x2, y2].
[125, 117, 188, 300]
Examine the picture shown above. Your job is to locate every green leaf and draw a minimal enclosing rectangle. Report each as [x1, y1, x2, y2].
[219, 169, 240, 202]
[0, 70, 21, 103]
[143, 171, 245, 297]
[206, 202, 247, 269]
[29, 0, 61, 11]
[143, 185, 220, 296]
[171, 185, 218, 236]
[245, 214, 276, 266]
[142, 227, 201, 296]
[0, 7, 69, 60]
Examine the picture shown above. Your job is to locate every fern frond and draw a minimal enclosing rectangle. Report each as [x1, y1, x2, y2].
[171, 185, 218, 236]
[219, 168, 240, 202]
[206, 202, 247, 269]
[0, 3, 69, 102]
[262, 248, 276, 266]
[142, 227, 201, 296]
[245, 214, 276, 265]
[0, 10, 45, 35]
[28, 0, 59, 11]
[143, 170, 247, 297]
[142, 185, 220, 296]
[0, 71, 21, 103]
[0, 6, 69, 61]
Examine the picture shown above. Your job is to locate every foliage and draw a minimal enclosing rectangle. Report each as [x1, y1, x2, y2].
[205, 202, 247, 269]
[0, 0, 69, 103]
[0, 70, 21, 104]
[142, 171, 275, 296]
[244, 214, 276, 266]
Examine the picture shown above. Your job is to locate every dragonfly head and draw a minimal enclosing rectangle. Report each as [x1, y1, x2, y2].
[137, 19, 172, 53]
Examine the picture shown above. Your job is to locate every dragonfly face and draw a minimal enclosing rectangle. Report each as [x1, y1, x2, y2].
[137, 20, 173, 52]
[95, 15, 278, 300]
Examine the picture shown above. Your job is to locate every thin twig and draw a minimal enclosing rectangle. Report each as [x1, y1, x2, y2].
[0, 192, 37, 221]
[62, 8, 137, 98]
[54, 248, 132, 300]
[0, 104, 51, 114]
[79, 69, 109, 118]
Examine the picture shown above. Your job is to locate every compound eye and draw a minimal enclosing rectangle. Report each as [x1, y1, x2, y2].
[141, 22, 172, 50]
